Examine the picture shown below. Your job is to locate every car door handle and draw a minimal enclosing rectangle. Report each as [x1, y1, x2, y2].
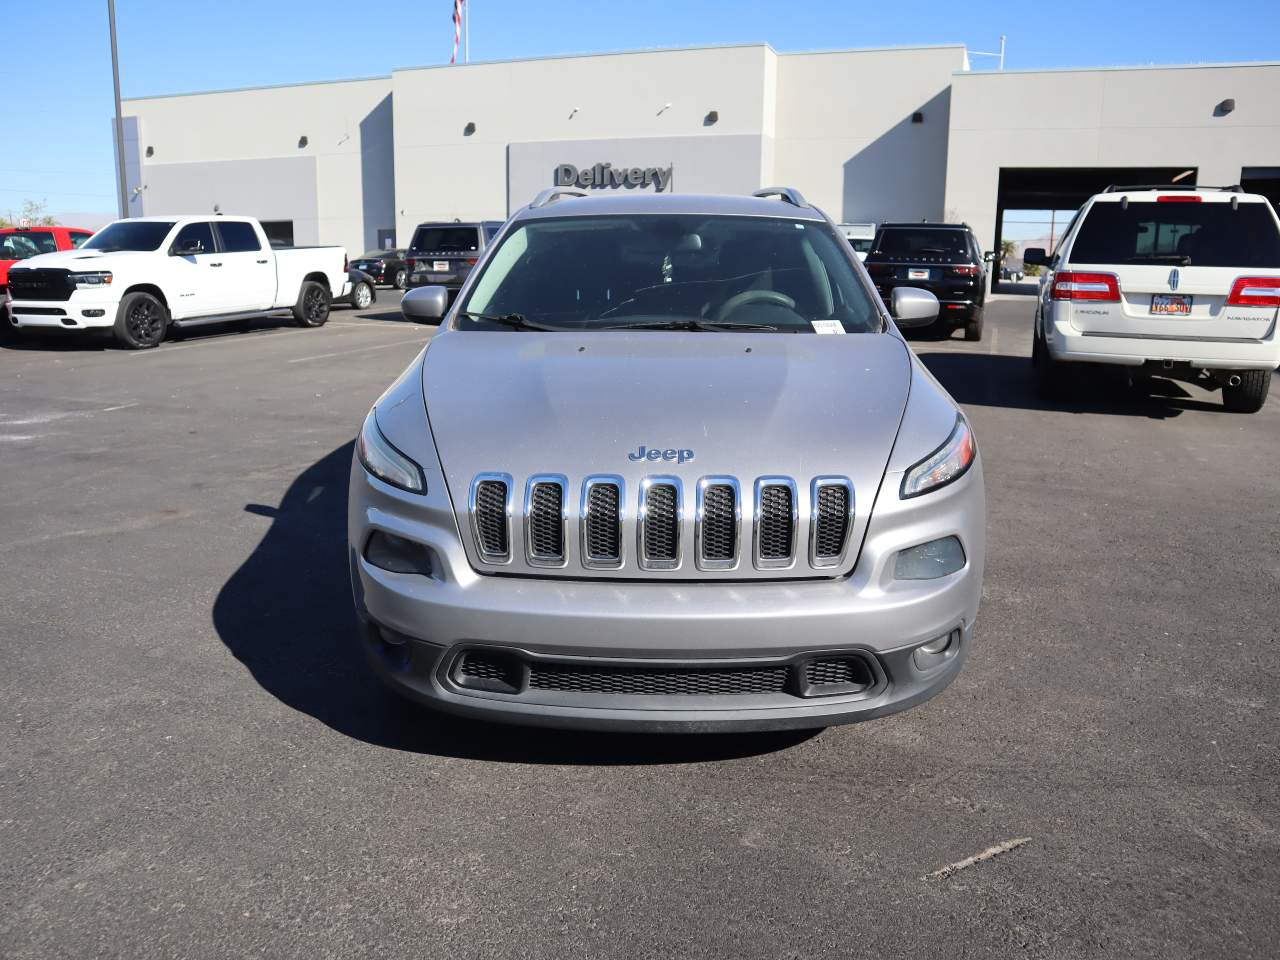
[209, 262, 223, 267]
[256, 259, 269, 264]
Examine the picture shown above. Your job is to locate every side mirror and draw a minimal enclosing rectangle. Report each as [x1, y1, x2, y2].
[890, 286, 939, 328]
[983, 250, 995, 263]
[401, 285, 448, 322]
[1022, 247, 1049, 267]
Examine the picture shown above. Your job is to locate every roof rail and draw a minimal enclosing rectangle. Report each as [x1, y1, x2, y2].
[529, 188, 588, 209]
[1102, 183, 1243, 193]
[752, 187, 808, 208]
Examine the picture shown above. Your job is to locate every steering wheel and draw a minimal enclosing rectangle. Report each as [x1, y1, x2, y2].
[713, 289, 797, 323]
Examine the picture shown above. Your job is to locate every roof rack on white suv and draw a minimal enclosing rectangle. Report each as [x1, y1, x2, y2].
[528, 188, 589, 209]
[752, 187, 809, 208]
[1101, 183, 1243, 193]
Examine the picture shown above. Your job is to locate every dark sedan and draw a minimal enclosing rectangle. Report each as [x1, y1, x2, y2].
[350, 249, 408, 289]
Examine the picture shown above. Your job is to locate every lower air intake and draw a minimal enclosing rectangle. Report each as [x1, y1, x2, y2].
[528, 661, 789, 696]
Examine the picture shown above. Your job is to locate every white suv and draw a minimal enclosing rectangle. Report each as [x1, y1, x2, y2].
[1025, 185, 1280, 413]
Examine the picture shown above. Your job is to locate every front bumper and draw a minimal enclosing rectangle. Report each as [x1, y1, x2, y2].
[348, 451, 985, 732]
[1047, 316, 1280, 370]
[8, 292, 119, 329]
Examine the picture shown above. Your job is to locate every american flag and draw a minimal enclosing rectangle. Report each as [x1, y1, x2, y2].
[450, 0, 466, 64]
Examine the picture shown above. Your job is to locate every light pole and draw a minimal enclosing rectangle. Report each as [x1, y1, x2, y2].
[108, 0, 128, 219]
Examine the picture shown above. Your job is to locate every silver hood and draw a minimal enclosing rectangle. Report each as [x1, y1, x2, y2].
[421, 330, 913, 580]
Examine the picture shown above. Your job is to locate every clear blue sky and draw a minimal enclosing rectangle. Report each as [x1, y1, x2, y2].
[5, 0, 1278, 220]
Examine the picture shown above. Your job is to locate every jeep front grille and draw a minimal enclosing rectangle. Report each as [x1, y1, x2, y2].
[524, 475, 567, 565]
[467, 472, 854, 574]
[639, 478, 681, 569]
[469, 474, 512, 563]
[581, 477, 623, 568]
[810, 478, 855, 567]
[754, 479, 798, 568]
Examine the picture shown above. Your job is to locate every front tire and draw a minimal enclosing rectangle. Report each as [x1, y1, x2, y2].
[293, 281, 331, 328]
[1222, 369, 1272, 413]
[113, 292, 168, 349]
[351, 281, 373, 310]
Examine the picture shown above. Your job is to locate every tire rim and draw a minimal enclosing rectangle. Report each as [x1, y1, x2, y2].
[127, 300, 162, 343]
[355, 285, 372, 308]
[395, 270, 406, 287]
[305, 286, 327, 323]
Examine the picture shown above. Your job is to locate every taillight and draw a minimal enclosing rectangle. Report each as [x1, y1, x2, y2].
[866, 263, 893, 277]
[465, 258, 478, 266]
[406, 258, 418, 272]
[1051, 271, 1120, 302]
[1157, 195, 1202, 203]
[343, 254, 349, 272]
[1226, 276, 1280, 307]
[950, 265, 978, 276]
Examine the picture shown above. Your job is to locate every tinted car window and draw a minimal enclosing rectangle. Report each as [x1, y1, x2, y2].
[1, 231, 57, 259]
[83, 221, 175, 252]
[217, 221, 260, 252]
[410, 226, 480, 252]
[463, 215, 880, 334]
[873, 228, 970, 259]
[173, 222, 215, 254]
[1070, 201, 1280, 267]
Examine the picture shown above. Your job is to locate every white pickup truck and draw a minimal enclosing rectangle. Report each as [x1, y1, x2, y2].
[4, 215, 348, 348]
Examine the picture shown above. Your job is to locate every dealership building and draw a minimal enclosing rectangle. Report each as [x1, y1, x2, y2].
[118, 43, 1280, 258]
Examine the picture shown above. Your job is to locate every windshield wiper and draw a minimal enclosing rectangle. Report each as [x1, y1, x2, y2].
[457, 311, 561, 332]
[599, 318, 782, 333]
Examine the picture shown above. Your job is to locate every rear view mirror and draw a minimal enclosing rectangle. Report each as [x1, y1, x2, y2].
[1022, 247, 1049, 266]
[401, 285, 448, 322]
[890, 287, 939, 328]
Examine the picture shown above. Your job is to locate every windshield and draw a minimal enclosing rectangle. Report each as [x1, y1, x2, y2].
[1, 231, 58, 261]
[872, 228, 970, 259]
[459, 215, 880, 333]
[1070, 201, 1280, 267]
[83, 221, 175, 252]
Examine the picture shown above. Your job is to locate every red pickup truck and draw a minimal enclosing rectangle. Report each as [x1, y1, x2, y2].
[1, 225, 96, 323]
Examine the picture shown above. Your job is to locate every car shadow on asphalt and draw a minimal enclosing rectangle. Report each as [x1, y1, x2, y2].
[213, 441, 815, 764]
[916, 351, 1230, 419]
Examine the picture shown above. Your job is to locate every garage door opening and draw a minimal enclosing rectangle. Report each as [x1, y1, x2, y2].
[993, 166, 1198, 293]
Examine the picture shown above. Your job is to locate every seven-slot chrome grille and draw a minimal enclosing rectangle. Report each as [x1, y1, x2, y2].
[467, 473, 854, 574]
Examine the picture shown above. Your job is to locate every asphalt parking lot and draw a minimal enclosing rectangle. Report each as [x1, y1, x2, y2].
[2, 293, 1277, 959]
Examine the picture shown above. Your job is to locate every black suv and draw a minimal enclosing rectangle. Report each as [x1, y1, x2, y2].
[864, 223, 991, 340]
[405, 221, 504, 296]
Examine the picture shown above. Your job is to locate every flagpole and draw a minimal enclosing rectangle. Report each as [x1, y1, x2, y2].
[464, 0, 470, 63]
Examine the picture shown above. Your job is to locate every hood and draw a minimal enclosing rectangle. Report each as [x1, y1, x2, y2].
[421, 330, 913, 580]
[10, 248, 146, 271]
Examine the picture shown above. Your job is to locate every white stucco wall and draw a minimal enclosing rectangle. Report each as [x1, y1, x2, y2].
[945, 62, 1280, 249]
[122, 77, 394, 256]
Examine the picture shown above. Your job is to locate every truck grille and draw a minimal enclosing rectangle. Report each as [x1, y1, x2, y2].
[7, 269, 73, 302]
[581, 478, 623, 567]
[525, 476, 566, 565]
[810, 478, 855, 567]
[755, 480, 797, 568]
[467, 472, 854, 575]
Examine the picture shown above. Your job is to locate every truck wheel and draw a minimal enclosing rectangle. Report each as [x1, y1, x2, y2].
[113, 292, 168, 349]
[963, 307, 983, 342]
[1222, 370, 1271, 413]
[293, 281, 331, 328]
[393, 268, 407, 290]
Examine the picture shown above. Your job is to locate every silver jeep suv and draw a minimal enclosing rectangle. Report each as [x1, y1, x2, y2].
[348, 187, 985, 731]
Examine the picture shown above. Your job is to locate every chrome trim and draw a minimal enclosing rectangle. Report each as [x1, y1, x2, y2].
[580, 475, 625, 570]
[1080, 330, 1268, 344]
[523, 474, 569, 567]
[695, 476, 741, 571]
[468, 472, 513, 565]
[753, 477, 798, 571]
[809, 476, 856, 569]
[637, 476, 683, 571]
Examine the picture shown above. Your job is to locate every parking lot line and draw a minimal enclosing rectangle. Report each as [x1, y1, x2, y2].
[286, 336, 428, 364]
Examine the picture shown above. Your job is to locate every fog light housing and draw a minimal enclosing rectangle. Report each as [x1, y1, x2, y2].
[894, 536, 965, 580]
[913, 628, 960, 670]
[364, 530, 433, 576]
[81, 309, 106, 318]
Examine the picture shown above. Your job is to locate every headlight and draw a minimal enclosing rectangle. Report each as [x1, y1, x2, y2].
[357, 409, 426, 493]
[900, 415, 975, 499]
[70, 271, 113, 289]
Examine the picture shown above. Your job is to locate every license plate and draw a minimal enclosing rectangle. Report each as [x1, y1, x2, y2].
[1150, 294, 1191, 315]
[908, 268, 929, 280]
[432, 260, 449, 272]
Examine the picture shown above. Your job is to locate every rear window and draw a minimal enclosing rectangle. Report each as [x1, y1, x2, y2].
[1070, 201, 1280, 268]
[410, 226, 479, 253]
[217, 221, 260, 253]
[872, 228, 970, 259]
[1, 231, 57, 260]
